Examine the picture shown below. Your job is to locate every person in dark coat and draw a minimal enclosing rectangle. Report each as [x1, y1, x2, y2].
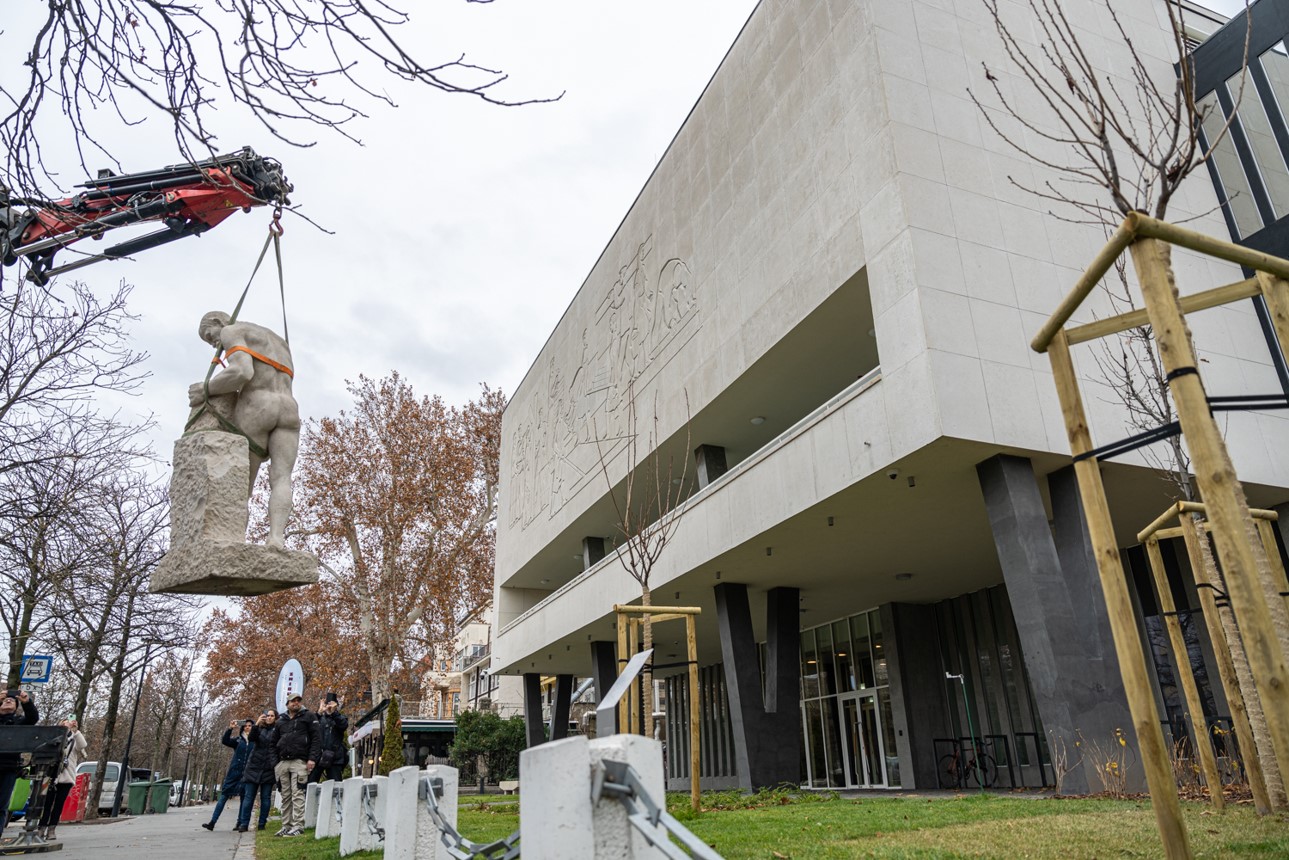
[272, 695, 320, 837]
[0, 690, 39, 831]
[237, 709, 279, 832]
[309, 694, 348, 783]
[202, 719, 253, 831]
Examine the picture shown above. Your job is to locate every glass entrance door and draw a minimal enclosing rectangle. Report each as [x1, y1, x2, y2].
[840, 691, 887, 787]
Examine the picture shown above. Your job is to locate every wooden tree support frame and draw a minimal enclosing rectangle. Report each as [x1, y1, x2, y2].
[1033, 213, 1289, 859]
[1139, 502, 1280, 815]
[614, 603, 701, 811]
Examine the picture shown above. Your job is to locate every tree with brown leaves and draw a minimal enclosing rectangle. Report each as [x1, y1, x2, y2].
[201, 582, 373, 719]
[292, 374, 504, 705]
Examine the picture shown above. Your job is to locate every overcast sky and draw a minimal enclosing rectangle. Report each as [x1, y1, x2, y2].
[2, 1, 762, 460]
[1, 0, 1256, 458]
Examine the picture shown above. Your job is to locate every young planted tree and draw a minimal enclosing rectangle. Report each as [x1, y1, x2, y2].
[293, 374, 504, 705]
[595, 385, 691, 739]
[972, 0, 1289, 819]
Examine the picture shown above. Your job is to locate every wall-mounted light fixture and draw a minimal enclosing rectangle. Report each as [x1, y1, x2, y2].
[750, 416, 766, 425]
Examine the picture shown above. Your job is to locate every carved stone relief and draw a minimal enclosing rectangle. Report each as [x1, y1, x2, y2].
[508, 236, 699, 531]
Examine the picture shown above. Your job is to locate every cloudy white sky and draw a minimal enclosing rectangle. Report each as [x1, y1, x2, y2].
[1, 0, 1253, 454]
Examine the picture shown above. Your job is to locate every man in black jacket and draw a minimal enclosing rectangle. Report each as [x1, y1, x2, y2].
[272, 695, 319, 837]
[0, 690, 38, 831]
[309, 694, 348, 783]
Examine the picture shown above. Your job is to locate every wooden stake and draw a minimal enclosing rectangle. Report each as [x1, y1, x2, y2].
[1179, 515, 1273, 814]
[1144, 538, 1225, 810]
[1048, 330, 1192, 858]
[616, 610, 629, 736]
[686, 613, 700, 812]
[1131, 236, 1289, 784]
[1254, 519, 1289, 618]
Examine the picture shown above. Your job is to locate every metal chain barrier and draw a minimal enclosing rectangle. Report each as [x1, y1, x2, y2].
[419, 775, 521, 860]
[591, 761, 724, 860]
[362, 782, 385, 842]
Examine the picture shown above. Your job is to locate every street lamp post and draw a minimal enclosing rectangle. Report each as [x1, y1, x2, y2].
[111, 640, 160, 818]
[178, 690, 205, 808]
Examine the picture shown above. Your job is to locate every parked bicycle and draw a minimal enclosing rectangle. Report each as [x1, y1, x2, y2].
[938, 740, 997, 789]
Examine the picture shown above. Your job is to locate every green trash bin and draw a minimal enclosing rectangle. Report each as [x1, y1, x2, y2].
[126, 781, 150, 815]
[147, 780, 171, 814]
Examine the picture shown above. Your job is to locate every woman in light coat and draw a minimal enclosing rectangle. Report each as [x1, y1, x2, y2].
[38, 717, 87, 840]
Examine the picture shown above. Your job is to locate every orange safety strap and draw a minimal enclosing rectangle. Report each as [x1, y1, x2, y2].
[215, 345, 295, 378]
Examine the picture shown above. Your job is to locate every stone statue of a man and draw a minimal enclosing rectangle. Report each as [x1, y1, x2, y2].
[189, 310, 301, 548]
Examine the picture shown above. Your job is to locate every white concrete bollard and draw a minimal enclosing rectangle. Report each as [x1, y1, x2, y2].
[520, 736, 595, 859]
[304, 783, 321, 830]
[588, 735, 668, 860]
[520, 734, 669, 860]
[381, 766, 421, 860]
[314, 780, 338, 839]
[338, 776, 366, 856]
[371, 775, 388, 847]
[418, 765, 460, 860]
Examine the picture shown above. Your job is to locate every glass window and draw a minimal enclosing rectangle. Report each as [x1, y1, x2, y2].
[822, 697, 845, 788]
[1200, 92, 1264, 237]
[801, 628, 819, 699]
[878, 689, 901, 788]
[1227, 66, 1289, 217]
[1260, 42, 1289, 129]
[833, 620, 856, 693]
[851, 614, 875, 688]
[816, 624, 837, 697]
[870, 610, 888, 686]
[804, 700, 826, 787]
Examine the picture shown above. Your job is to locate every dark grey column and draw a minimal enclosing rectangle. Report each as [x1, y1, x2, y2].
[582, 536, 607, 569]
[884, 602, 948, 789]
[591, 640, 619, 734]
[977, 454, 1136, 794]
[549, 674, 574, 740]
[522, 673, 545, 748]
[694, 445, 729, 488]
[714, 582, 801, 790]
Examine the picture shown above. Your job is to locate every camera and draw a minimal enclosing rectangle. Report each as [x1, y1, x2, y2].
[886, 468, 901, 480]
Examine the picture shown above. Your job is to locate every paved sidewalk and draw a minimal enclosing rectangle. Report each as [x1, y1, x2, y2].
[16, 805, 256, 859]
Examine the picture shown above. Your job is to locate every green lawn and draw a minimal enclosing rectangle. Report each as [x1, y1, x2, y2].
[254, 792, 1289, 860]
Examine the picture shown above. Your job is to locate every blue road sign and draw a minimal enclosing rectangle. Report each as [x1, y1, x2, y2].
[20, 655, 53, 684]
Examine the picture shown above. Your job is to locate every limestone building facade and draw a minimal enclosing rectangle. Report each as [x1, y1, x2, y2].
[491, 0, 1289, 792]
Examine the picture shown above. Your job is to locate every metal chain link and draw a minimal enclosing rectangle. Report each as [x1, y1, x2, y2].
[419, 775, 521, 860]
[361, 782, 385, 842]
[591, 760, 724, 860]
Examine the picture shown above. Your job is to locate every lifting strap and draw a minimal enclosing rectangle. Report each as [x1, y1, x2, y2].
[184, 209, 290, 460]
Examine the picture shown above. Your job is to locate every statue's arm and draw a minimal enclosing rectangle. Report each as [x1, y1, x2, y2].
[189, 326, 255, 404]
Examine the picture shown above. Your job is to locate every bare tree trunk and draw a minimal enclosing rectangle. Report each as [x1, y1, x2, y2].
[86, 593, 135, 819]
[1207, 540, 1288, 809]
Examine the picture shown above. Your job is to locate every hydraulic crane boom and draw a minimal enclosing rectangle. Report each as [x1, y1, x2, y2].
[1, 148, 292, 285]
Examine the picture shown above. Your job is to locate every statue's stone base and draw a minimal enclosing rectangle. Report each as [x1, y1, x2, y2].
[151, 540, 318, 596]
[170, 430, 250, 545]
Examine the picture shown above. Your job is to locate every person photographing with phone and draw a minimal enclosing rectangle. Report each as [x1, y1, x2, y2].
[0, 690, 38, 831]
[309, 694, 347, 783]
[237, 709, 279, 832]
[37, 717, 86, 840]
[201, 718, 253, 831]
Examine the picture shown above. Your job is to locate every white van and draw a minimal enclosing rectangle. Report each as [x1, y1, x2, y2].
[75, 761, 153, 812]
